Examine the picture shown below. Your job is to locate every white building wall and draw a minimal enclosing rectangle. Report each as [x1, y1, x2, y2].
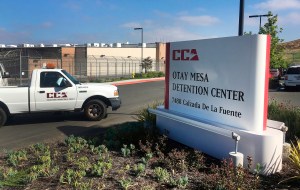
[87, 47, 156, 58]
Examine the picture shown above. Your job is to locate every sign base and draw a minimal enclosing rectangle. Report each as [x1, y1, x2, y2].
[151, 106, 283, 175]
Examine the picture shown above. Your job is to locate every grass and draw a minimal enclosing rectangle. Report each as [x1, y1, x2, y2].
[268, 99, 300, 141]
[284, 48, 300, 65]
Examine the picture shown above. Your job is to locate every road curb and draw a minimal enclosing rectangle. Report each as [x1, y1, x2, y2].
[110, 77, 165, 86]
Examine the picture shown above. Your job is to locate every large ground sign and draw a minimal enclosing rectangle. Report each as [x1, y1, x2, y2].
[165, 35, 270, 132]
[153, 34, 283, 174]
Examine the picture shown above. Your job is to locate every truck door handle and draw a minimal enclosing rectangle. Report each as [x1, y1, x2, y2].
[38, 91, 45, 93]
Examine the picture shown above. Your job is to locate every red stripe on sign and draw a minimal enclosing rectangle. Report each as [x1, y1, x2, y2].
[263, 35, 271, 131]
[165, 43, 170, 109]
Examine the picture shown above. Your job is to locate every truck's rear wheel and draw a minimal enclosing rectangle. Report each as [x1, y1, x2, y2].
[84, 100, 107, 121]
[0, 108, 7, 127]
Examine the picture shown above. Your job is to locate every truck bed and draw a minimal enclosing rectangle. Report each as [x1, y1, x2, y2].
[0, 86, 29, 113]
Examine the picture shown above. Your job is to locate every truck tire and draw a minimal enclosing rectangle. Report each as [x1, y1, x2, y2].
[0, 107, 7, 127]
[84, 100, 107, 121]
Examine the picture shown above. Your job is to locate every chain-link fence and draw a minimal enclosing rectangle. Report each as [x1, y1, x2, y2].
[0, 49, 165, 86]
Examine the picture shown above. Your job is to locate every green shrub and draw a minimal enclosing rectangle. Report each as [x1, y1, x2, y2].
[146, 71, 165, 78]
[141, 152, 153, 165]
[30, 143, 49, 155]
[121, 144, 135, 157]
[168, 175, 189, 188]
[90, 160, 112, 177]
[6, 150, 27, 167]
[199, 158, 260, 190]
[280, 138, 300, 184]
[268, 100, 300, 140]
[75, 156, 91, 171]
[176, 175, 189, 188]
[0, 168, 29, 187]
[103, 121, 150, 149]
[65, 135, 88, 153]
[186, 150, 206, 170]
[59, 168, 86, 187]
[119, 177, 133, 190]
[135, 101, 163, 131]
[167, 148, 189, 172]
[103, 102, 163, 150]
[134, 71, 165, 79]
[28, 164, 59, 181]
[132, 163, 146, 176]
[290, 139, 300, 171]
[154, 167, 170, 182]
[134, 73, 143, 78]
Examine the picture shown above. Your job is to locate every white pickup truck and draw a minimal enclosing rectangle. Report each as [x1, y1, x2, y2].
[0, 66, 121, 126]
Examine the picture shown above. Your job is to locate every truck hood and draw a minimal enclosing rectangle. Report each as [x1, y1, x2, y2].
[79, 83, 115, 87]
[77, 83, 117, 89]
[76, 83, 118, 93]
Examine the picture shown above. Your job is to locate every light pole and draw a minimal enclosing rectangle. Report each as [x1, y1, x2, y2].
[249, 14, 270, 33]
[238, 0, 244, 36]
[134, 27, 144, 72]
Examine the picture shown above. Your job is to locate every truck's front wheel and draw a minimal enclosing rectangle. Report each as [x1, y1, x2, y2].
[0, 108, 7, 127]
[84, 100, 107, 121]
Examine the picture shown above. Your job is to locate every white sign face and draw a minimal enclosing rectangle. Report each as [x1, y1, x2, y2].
[165, 35, 270, 132]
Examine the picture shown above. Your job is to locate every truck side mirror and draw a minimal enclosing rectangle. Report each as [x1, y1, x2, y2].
[2, 72, 10, 78]
[62, 79, 72, 87]
[56, 77, 72, 88]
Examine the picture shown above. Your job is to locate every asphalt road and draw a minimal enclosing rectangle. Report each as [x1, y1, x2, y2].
[269, 87, 300, 107]
[0, 81, 165, 152]
[0, 80, 299, 152]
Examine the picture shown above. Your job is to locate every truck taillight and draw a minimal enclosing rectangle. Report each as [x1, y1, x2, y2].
[285, 75, 288, 80]
[114, 90, 119, 96]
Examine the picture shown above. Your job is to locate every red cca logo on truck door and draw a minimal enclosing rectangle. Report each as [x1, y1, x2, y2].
[172, 49, 199, 61]
[47, 92, 67, 98]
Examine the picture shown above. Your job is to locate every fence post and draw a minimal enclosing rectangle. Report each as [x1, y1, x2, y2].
[114, 56, 117, 78]
[19, 49, 22, 86]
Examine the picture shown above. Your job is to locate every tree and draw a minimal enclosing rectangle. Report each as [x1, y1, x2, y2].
[141, 57, 153, 73]
[259, 11, 288, 68]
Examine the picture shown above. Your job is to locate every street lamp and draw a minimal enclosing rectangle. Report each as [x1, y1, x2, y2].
[249, 14, 271, 32]
[238, 0, 244, 36]
[134, 27, 144, 72]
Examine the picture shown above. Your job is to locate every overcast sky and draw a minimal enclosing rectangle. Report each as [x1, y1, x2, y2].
[1, 0, 300, 45]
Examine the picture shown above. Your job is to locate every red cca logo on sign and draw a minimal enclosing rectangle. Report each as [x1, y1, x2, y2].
[172, 49, 199, 61]
[47, 92, 67, 98]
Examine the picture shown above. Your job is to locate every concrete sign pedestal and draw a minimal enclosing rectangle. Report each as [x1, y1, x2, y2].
[150, 35, 286, 175]
[150, 107, 284, 174]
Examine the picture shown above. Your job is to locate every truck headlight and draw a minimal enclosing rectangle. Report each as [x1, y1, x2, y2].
[114, 90, 119, 96]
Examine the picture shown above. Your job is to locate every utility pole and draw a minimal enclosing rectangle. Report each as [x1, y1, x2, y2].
[249, 14, 270, 33]
[134, 27, 144, 72]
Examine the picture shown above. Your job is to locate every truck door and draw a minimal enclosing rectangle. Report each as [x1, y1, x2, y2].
[34, 71, 77, 111]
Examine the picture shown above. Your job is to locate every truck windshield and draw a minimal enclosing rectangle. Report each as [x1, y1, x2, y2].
[62, 70, 80, 84]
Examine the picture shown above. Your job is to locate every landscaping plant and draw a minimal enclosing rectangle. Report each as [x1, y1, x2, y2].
[268, 99, 300, 140]
[280, 137, 300, 184]
[0, 101, 300, 189]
